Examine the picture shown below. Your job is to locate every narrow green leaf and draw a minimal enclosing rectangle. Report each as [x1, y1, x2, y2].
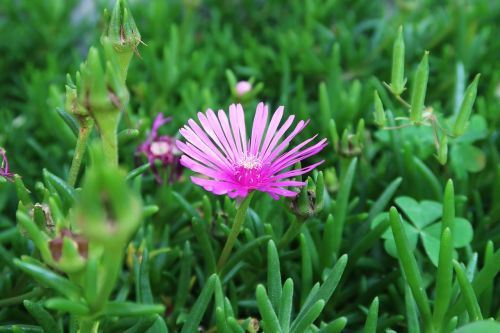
[331, 158, 357, 257]
[14, 175, 32, 206]
[412, 156, 442, 201]
[291, 300, 325, 333]
[175, 241, 193, 311]
[267, 240, 282, 311]
[216, 307, 231, 333]
[363, 297, 379, 333]
[56, 106, 79, 138]
[453, 261, 483, 321]
[368, 177, 403, 220]
[14, 259, 81, 300]
[294, 255, 347, 330]
[126, 163, 150, 181]
[0, 325, 43, 333]
[16, 212, 52, 264]
[192, 217, 216, 273]
[479, 241, 494, 317]
[389, 207, 432, 326]
[44, 298, 89, 316]
[118, 128, 140, 144]
[454, 320, 500, 333]
[137, 247, 154, 304]
[350, 218, 390, 270]
[84, 258, 98, 308]
[448, 249, 500, 317]
[318, 317, 347, 333]
[256, 284, 282, 333]
[319, 82, 331, 135]
[104, 301, 165, 317]
[405, 284, 420, 333]
[300, 234, 312, 304]
[43, 169, 75, 206]
[23, 300, 61, 333]
[432, 228, 453, 328]
[180, 274, 217, 333]
[227, 317, 245, 333]
[279, 278, 294, 333]
[222, 235, 271, 275]
[123, 316, 157, 333]
[172, 191, 200, 218]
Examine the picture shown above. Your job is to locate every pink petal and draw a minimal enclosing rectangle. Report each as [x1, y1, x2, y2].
[250, 102, 268, 156]
[263, 119, 309, 162]
[259, 106, 286, 158]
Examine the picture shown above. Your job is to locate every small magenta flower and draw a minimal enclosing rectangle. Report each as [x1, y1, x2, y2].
[176, 102, 327, 199]
[136, 113, 182, 183]
[236, 81, 252, 97]
[0, 148, 14, 181]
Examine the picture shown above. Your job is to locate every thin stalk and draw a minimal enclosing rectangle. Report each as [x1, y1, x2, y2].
[68, 119, 94, 187]
[216, 193, 254, 272]
[278, 217, 304, 249]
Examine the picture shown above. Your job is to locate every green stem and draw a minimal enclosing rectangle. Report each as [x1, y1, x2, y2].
[278, 218, 304, 249]
[78, 318, 99, 333]
[94, 246, 123, 309]
[216, 193, 254, 272]
[116, 51, 133, 84]
[68, 119, 94, 187]
[96, 111, 121, 167]
[102, 129, 118, 167]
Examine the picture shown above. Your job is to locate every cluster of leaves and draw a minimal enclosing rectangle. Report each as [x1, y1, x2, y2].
[0, 0, 499, 332]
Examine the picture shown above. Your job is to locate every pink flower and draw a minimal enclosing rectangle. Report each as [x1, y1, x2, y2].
[0, 148, 14, 182]
[236, 81, 252, 96]
[136, 113, 182, 183]
[176, 103, 327, 199]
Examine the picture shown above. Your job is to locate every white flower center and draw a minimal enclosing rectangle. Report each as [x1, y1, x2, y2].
[236, 154, 262, 170]
[151, 142, 170, 156]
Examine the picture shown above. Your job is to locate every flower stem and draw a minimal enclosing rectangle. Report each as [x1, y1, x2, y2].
[102, 129, 118, 167]
[216, 193, 254, 272]
[68, 119, 94, 187]
[278, 218, 304, 249]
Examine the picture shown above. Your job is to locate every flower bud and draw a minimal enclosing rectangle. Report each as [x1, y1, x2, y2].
[78, 47, 130, 165]
[289, 172, 325, 219]
[324, 168, 339, 193]
[236, 81, 252, 97]
[75, 145, 142, 245]
[101, 0, 141, 81]
[453, 74, 480, 136]
[390, 26, 406, 95]
[436, 134, 448, 165]
[410, 51, 429, 124]
[329, 119, 339, 151]
[373, 90, 386, 127]
[48, 229, 88, 273]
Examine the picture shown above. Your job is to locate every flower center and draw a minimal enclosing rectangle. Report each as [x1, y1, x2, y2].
[150, 141, 171, 156]
[233, 154, 263, 186]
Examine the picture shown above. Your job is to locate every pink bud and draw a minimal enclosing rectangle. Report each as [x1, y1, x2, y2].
[236, 81, 252, 96]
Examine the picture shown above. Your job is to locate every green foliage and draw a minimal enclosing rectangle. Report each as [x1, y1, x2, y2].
[0, 0, 499, 332]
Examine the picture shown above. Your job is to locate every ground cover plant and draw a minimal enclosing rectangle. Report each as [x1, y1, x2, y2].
[0, 0, 499, 332]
